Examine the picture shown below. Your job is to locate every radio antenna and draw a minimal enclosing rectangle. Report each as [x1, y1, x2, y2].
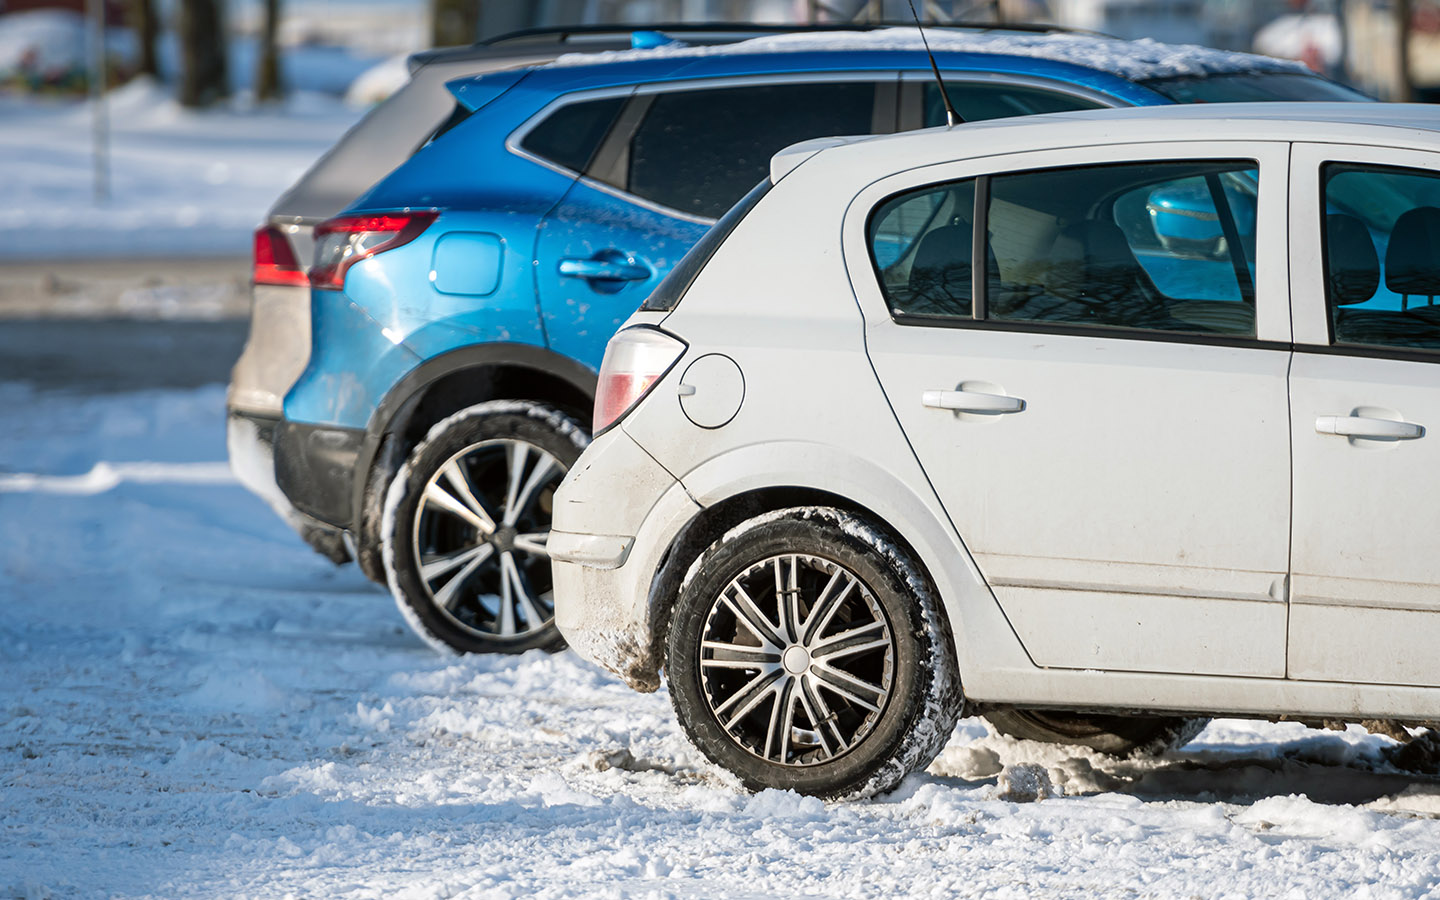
[906, 0, 962, 126]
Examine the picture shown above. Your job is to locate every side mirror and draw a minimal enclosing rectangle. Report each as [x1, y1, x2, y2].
[1147, 184, 1226, 257]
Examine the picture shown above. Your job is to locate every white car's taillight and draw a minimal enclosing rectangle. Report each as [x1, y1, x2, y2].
[309, 211, 438, 291]
[593, 327, 686, 434]
[252, 224, 308, 286]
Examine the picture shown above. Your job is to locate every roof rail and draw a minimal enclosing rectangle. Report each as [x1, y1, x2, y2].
[406, 20, 1094, 72]
[477, 20, 1083, 48]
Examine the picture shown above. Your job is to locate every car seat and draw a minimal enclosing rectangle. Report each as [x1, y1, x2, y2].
[1384, 206, 1440, 311]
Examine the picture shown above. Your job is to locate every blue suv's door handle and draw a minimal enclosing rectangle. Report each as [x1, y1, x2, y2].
[558, 250, 652, 294]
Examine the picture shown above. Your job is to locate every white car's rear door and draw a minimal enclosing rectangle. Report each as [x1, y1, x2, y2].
[1287, 142, 1440, 686]
[847, 142, 1293, 678]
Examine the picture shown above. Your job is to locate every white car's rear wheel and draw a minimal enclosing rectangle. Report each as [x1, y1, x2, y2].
[667, 507, 961, 798]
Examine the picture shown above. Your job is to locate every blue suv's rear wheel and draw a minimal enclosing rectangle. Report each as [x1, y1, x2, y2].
[382, 400, 589, 654]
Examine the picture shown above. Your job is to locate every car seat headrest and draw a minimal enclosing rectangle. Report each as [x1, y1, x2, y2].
[1385, 206, 1440, 298]
[1046, 220, 1146, 303]
[1325, 213, 1380, 306]
[907, 222, 974, 312]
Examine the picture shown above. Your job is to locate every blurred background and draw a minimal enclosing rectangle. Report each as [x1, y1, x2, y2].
[0, 0, 1431, 342]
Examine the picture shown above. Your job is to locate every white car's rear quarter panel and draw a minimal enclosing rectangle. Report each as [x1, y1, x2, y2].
[620, 155, 1036, 682]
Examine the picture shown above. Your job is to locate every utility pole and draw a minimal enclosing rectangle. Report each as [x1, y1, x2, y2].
[87, 0, 109, 203]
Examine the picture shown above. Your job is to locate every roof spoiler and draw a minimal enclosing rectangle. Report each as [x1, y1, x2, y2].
[770, 135, 870, 184]
[445, 68, 533, 113]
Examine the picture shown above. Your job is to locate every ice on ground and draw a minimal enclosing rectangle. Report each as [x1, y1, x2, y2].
[7, 383, 1440, 898]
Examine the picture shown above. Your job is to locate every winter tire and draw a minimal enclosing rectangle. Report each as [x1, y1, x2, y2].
[983, 709, 1207, 756]
[382, 400, 589, 655]
[666, 506, 961, 799]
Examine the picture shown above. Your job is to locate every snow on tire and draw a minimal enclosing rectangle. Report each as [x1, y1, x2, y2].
[666, 506, 962, 799]
[381, 400, 589, 655]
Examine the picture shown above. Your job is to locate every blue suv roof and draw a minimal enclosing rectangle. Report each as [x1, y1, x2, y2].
[448, 26, 1312, 108]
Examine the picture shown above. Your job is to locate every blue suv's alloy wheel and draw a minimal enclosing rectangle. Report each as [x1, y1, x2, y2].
[382, 401, 589, 654]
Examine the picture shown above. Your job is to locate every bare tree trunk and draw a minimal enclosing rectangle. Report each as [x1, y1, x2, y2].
[255, 0, 283, 102]
[127, 0, 160, 78]
[431, 0, 478, 47]
[1396, 0, 1414, 102]
[178, 0, 229, 107]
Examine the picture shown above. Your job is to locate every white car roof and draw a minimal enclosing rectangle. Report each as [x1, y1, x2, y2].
[783, 102, 1440, 180]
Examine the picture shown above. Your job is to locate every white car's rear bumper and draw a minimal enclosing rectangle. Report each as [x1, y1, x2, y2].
[551, 426, 700, 691]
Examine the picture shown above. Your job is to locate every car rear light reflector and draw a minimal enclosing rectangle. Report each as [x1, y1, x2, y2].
[309, 211, 438, 291]
[593, 327, 687, 434]
[252, 224, 308, 286]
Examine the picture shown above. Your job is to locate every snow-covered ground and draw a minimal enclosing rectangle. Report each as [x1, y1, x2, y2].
[6, 19, 1440, 898]
[6, 382, 1440, 898]
[0, 78, 365, 261]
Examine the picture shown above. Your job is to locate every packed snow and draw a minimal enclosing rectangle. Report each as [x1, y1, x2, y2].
[7, 382, 1440, 898]
[551, 26, 1310, 81]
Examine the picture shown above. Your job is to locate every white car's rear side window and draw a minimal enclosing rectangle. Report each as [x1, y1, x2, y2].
[868, 159, 1260, 338]
[1322, 163, 1440, 352]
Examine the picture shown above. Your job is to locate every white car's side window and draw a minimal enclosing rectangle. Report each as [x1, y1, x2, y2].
[867, 160, 1262, 338]
[868, 179, 978, 318]
[1322, 163, 1440, 352]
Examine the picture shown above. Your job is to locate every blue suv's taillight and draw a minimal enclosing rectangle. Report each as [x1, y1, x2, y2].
[310, 211, 438, 290]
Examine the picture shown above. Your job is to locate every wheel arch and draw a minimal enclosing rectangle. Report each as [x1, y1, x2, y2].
[641, 439, 1010, 690]
[350, 343, 597, 581]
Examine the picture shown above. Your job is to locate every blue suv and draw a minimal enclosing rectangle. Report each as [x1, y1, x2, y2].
[272, 27, 1366, 655]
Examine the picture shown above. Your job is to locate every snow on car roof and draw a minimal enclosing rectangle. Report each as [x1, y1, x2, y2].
[548, 26, 1309, 82]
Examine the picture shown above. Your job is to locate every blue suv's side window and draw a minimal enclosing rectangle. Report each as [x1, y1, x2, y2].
[519, 96, 626, 175]
[621, 81, 881, 219]
[918, 81, 1105, 126]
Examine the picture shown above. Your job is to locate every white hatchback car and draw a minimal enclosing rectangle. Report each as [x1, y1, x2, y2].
[549, 104, 1440, 799]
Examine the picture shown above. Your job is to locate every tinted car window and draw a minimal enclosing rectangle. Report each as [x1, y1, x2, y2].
[628, 81, 877, 219]
[990, 159, 1261, 335]
[985, 160, 1258, 335]
[922, 82, 1105, 127]
[1323, 163, 1440, 351]
[1143, 72, 1369, 103]
[868, 179, 978, 318]
[520, 96, 626, 174]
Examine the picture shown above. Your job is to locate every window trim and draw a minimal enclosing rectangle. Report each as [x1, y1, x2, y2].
[849, 144, 1290, 348]
[888, 311, 1292, 351]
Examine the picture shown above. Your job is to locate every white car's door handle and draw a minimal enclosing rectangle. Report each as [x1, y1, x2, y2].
[1315, 415, 1424, 439]
[922, 389, 1024, 413]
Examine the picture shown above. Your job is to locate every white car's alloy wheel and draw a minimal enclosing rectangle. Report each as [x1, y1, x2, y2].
[698, 553, 896, 767]
[668, 507, 961, 799]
